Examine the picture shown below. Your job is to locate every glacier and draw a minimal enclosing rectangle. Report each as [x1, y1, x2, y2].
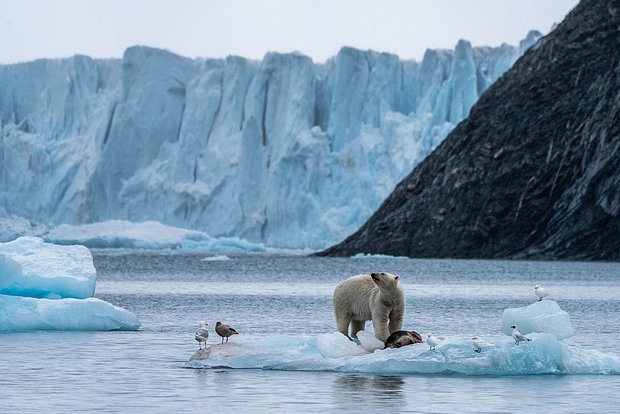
[0, 33, 541, 249]
[0, 237, 140, 331]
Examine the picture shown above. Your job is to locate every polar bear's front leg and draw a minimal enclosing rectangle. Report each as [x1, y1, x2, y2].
[371, 307, 391, 341]
[388, 307, 404, 334]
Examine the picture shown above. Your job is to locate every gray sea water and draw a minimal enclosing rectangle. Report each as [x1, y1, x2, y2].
[1, 252, 619, 413]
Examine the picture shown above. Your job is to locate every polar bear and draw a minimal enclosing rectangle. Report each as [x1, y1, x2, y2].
[332, 272, 405, 341]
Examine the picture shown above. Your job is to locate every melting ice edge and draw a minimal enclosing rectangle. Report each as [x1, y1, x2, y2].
[188, 333, 620, 376]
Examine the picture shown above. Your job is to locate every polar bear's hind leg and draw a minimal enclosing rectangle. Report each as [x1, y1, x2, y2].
[336, 313, 353, 339]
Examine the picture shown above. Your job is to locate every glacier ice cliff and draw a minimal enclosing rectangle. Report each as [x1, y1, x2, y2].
[0, 33, 540, 249]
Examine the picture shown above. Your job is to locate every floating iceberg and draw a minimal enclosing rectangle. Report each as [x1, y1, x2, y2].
[0, 237, 140, 331]
[189, 299, 619, 375]
[188, 333, 620, 376]
[352, 253, 408, 260]
[201, 255, 232, 262]
[0, 215, 47, 242]
[0, 237, 96, 299]
[500, 300, 574, 340]
[0, 294, 140, 331]
[43, 220, 265, 251]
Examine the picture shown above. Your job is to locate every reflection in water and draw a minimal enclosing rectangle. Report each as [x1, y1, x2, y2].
[333, 374, 405, 409]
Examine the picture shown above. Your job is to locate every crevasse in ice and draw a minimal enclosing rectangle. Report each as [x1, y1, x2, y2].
[0, 33, 542, 249]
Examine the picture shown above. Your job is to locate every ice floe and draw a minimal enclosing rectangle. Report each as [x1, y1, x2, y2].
[0, 237, 139, 331]
[500, 300, 574, 340]
[189, 300, 619, 376]
[188, 332, 620, 375]
[44, 220, 265, 251]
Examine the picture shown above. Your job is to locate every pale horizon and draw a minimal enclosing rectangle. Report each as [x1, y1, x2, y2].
[1, 0, 579, 64]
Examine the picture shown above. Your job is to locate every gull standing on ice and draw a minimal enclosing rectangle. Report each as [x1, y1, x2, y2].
[511, 325, 531, 345]
[472, 336, 493, 353]
[534, 285, 550, 301]
[195, 321, 209, 349]
[426, 333, 442, 351]
[215, 321, 239, 343]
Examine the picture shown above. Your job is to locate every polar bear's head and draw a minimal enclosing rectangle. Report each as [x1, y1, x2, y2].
[370, 272, 400, 290]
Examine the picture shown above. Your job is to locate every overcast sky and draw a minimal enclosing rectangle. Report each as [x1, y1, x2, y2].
[0, 0, 580, 65]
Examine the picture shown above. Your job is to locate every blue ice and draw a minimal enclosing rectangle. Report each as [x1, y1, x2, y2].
[43, 220, 265, 252]
[0, 294, 140, 331]
[189, 301, 619, 376]
[0, 237, 96, 299]
[500, 300, 575, 340]
[0, 237, 140, 331]
[188, 333, 620, 376]
[0, 35, 542, 251]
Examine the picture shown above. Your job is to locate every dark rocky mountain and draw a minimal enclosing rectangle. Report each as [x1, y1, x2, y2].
[319, 0, 620, 261]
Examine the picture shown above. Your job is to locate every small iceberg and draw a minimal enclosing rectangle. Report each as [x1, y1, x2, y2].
[201, 255, 232, 262]
[0, 294, 140, 331]
[0, 236, 96, 299]
[500, 300, 575, 340]
[188, 333, 620, 376]
[0, 237, 140, 331]
[43, 220, 265, 252]
[352, 253, 408, 260]
[43, 220, 213, 249]
[189, 300, 620, 376]
[0, 215, 47, 243]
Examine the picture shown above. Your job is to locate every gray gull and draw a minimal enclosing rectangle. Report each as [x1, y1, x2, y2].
[195, 321, 209, 349]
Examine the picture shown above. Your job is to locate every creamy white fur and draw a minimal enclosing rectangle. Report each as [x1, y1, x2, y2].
[332, 272, 405, 341]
